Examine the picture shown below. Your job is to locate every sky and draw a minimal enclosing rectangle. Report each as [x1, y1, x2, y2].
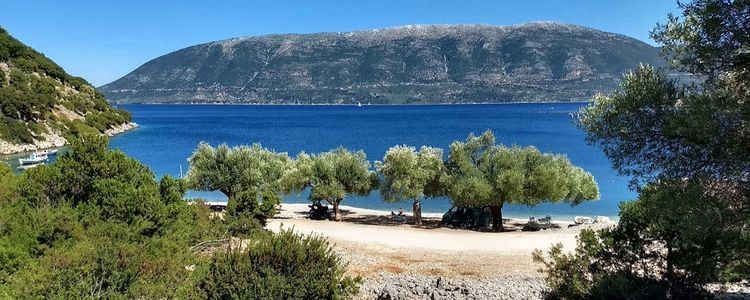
[0, 0, 681, 87]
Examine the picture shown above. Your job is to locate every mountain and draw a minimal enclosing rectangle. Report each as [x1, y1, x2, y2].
[0, 27, 135, 154]
[100, 22, 666, 104]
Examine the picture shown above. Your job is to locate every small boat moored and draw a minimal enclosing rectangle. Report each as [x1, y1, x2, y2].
[18, 152, 48, 165]
[38, 149, 58, 156]
[17, 162, 44, 170]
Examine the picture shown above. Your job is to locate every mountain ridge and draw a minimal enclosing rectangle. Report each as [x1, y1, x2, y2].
[101, 22, 666, 104]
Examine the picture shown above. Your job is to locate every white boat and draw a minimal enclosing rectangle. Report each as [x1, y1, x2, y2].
[38, 149, 58, 156]
[18, 152, 48, 165]
[357, 102, 362, 107]
[17, 162, 44, 170]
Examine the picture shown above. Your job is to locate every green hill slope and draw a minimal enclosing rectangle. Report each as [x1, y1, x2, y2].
[0, 27, 134, 154]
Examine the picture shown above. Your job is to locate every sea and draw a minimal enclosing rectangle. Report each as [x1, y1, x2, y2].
[7, 103, 637, 220]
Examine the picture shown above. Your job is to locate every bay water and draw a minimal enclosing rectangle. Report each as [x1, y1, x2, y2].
[104, 103, 634, 220]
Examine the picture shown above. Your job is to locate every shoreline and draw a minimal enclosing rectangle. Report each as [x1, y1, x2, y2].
[0, 122, 138, 155]
[116, 101, 592, 106]
[201, 201, 619, 223]
[271, 203, 616, 227]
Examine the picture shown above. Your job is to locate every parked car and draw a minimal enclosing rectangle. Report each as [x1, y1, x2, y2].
[442, 206, 492, 229]
[308, 201, 332, 220]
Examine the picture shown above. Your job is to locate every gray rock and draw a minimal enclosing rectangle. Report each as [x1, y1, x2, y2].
[360, 274, 548, 300]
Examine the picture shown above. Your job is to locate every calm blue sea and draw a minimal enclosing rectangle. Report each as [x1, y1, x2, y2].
[102, 103, 635, 220]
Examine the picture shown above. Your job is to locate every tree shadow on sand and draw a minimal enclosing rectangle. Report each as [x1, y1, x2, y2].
[290, 208, 535, 232]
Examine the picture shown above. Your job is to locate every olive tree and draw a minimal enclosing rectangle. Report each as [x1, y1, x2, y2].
[446, 131, 599, 232]
[291, 148, 376, 221]
[186, 142, 294, 200]
[376, 145, 445, 226]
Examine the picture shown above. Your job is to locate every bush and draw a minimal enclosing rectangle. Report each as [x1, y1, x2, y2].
[0, 116, 34, 144]
[533, 230, 673, 300]
[225, 189, 279, 236]
[0, 136, 225, 298]
[197, 229, 360, 299]
[0, 163, 14, 199]
[533, 198, 717, 299]
[64, 119, 101, 138]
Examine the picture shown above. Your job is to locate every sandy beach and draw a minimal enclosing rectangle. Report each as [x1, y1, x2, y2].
[269, 204, 582, 254]
[267, 204, 611, 299]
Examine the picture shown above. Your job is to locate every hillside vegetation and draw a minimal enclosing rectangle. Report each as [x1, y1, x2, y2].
[0, 27, 131, 149]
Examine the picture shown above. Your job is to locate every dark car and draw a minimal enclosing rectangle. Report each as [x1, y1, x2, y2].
[442, 206, 492, 229]
[308, 201, 332, 220]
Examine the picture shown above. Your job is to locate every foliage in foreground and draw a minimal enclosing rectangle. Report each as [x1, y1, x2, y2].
[226, 189, 280, 236]
[0, 136, 226, 298]
[533, 197, 718, 299]
[537, 0, 750, 298]
[0, 136, 358, 299]
[197, 228, 360, 300]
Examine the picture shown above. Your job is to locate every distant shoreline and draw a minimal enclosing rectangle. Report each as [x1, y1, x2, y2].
[116, 100, 592, 106]
[0, 122, 139, 156]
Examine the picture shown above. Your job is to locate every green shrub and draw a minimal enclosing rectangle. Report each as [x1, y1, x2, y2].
[225, 189, 279, 236]
[0, 136, 226, 298]
[0, 117, 34, 144]
[0, 163, 14, 200]
[198, 229, 360, 299]
[159, 175, 188, 205]
[533, 199, 717, 300]
[65, 119, 100, 138]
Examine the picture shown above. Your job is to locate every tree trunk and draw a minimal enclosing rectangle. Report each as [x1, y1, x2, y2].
[413, 199, 422, 226]
[489, 205, 504, 232]
[332, 201, 341, 221]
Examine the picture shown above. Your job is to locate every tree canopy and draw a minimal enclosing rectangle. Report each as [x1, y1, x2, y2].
[376, 145, 445, 225]
[652, 0, 750, 79]
[446, 130, 599, 232]
[290, 148, 376, 221]
[0, 136, 359, 298]
[186, 142, 294, 200]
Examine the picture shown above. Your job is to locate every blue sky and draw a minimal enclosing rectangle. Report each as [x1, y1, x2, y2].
[0, 0, 680, 86]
